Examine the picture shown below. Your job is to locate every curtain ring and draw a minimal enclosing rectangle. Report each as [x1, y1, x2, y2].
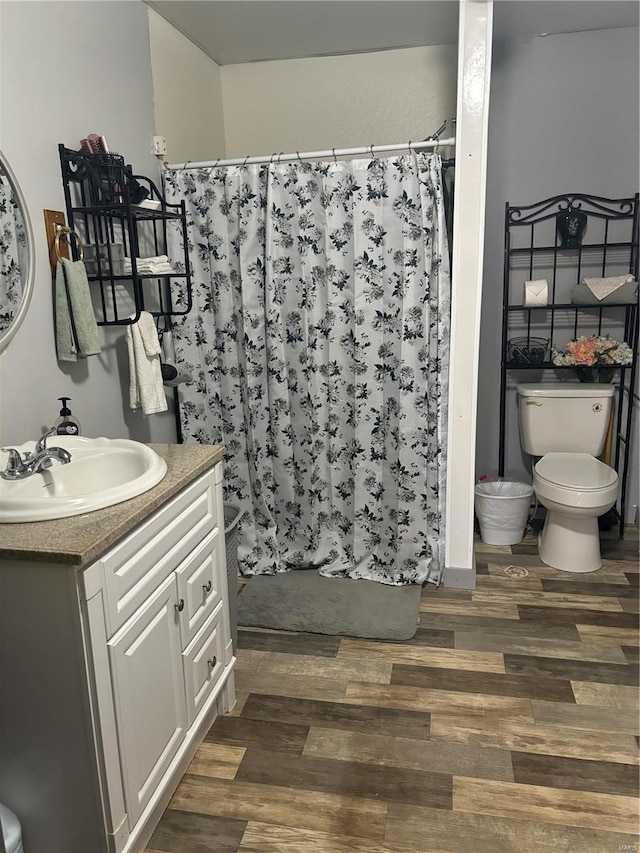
[407, 140, 413, 154]
[277, 152, 284, 164]
[296, 151, 303, 164]
[270, 152, 277, 164]
[369, 144, 375, 159]
[332, 147, 338, 164]
[242, 154, 250, 167]
[183, 159, 191, 170]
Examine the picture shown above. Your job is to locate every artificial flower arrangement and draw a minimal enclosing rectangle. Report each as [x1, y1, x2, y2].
[552, 335, 633, 382]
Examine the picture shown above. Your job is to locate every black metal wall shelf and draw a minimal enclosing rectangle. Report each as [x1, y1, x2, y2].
[58, 145, 192, 326]
[508, 241, 633, 255]
[85, 273, 189, 282]
[70, 204, 184, 221]
[503, 362, 633, 371]
[506, 302, 634, 311]
[499, 193, 639, 538]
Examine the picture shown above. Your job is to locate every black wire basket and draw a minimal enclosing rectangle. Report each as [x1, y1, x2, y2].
[85, 152, 129, 205]
[507, 336, 549, 366]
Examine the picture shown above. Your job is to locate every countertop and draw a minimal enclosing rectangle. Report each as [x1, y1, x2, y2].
[0, 443, 224, 567]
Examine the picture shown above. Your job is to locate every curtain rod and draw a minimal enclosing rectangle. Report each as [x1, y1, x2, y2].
[166, 138, 456, 171]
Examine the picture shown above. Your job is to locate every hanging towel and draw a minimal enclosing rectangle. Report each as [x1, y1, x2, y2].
[55, 258, 102, 362]
[583, 274, 636, 301]
[126, 311, 167, 415]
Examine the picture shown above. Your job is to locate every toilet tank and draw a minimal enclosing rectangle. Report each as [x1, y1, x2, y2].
[517, 383, 615, 456]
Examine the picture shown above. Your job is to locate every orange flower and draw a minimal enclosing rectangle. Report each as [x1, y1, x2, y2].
[566, 338, 597, 366]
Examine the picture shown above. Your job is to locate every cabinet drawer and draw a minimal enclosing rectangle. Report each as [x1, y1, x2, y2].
[176, 527, 223, 649]
[182, 603, 226, 726]
[101, 469, 218, 635]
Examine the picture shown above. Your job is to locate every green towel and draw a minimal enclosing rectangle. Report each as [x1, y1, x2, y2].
[55, 258, 101, 361]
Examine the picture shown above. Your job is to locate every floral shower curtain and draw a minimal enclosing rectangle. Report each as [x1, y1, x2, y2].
[165, 153, 450, 585]
[0, 172, 27, 334]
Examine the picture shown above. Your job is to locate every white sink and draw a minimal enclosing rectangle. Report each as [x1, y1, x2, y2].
[0, 436, 167, 523]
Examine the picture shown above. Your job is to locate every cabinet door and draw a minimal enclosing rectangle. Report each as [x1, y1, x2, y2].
[182, 603, 226, 726]
[176, 528, 223, 649]
[108, 573, 187, 828]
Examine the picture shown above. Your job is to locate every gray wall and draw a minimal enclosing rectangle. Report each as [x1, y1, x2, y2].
[0, 1, 176, 446]
[478, 26, 640, 520]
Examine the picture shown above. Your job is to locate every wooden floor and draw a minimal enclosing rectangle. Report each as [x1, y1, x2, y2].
[146, 527, 640, 853]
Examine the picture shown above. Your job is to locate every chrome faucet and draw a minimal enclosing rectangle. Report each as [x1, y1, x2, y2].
[1, 427, 72, 480]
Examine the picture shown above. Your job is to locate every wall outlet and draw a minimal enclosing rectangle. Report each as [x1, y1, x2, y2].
[152, 136, 167, 156]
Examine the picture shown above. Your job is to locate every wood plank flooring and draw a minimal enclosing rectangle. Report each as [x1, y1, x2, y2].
[146, 527, 639, 853]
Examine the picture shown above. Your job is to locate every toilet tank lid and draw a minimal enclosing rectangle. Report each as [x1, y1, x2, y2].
[516, 383, 615, 398]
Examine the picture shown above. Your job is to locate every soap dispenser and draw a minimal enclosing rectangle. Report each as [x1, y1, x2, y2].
[55, 397, 81, 436]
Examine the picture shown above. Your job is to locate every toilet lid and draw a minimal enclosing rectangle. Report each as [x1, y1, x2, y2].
[536, 453, 618, 490]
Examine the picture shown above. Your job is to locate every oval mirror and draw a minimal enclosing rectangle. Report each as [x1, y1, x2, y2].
[0, 151, 35, 352]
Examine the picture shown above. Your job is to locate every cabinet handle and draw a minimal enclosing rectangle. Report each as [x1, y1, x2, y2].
[203, 580, 213, 595]
[207, 656, 217, 670]
[175, 599, 185, 613]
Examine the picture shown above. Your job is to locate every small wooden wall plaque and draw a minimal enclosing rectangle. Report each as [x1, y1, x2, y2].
[43, 209, 68, 275]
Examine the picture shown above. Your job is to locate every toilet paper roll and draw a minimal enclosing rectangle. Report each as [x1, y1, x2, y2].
[524, 279, 548, 307]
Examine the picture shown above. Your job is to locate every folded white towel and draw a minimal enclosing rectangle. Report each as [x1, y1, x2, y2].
[124, 266, 171, 271]
[124, 255, 169, 265]
[125, 269, 173, 276]
[124, 259, 174, 276]
[583, 274, 635, 301]
[131, 262, 173, 270]
[126, 311, 167, 415]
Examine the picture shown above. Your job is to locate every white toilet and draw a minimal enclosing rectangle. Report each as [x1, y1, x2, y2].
[517, 383, 618, 573]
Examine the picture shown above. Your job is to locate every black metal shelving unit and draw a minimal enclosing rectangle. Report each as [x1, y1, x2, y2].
[499, 193, 639, 537]
[58, 145, 192, 326]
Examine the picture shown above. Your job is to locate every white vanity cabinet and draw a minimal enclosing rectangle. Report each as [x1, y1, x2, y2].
[82, 463, 235, 852]
[0, 449, 235, 853]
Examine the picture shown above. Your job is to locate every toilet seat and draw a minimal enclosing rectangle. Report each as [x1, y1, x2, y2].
[534, 452, 618, 510]
[535, 452, 618, 491]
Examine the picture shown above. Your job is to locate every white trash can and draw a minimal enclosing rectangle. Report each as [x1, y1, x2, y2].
[474, 480, 534, 546]
[0, 803, 24, 853]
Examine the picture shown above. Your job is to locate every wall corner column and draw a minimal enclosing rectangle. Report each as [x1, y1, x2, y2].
[444, 0, 493, 589]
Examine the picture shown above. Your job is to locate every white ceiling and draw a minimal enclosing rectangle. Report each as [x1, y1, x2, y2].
[146, 1, 639, 66]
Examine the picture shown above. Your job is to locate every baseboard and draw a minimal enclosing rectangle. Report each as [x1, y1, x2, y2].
[442, 556, 476, 590]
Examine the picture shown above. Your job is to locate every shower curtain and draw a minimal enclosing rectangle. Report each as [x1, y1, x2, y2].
[0, 172, 27, 334]
[164, 153, 450, 585]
